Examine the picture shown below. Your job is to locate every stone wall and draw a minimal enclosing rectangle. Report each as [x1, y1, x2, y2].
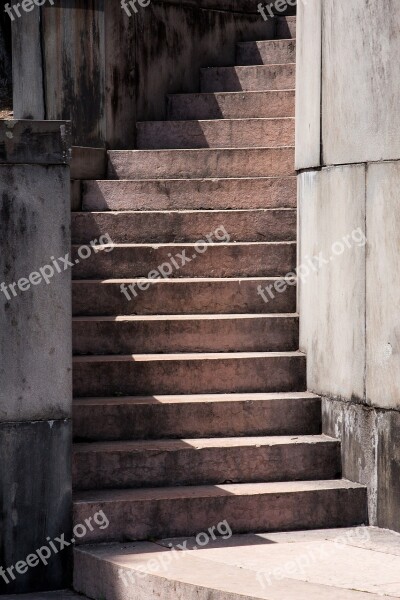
[11, 0, 278, 148]
[0, 120, 72, 593]
[0, 12, 12, 106]
[296, 0, 400, 532]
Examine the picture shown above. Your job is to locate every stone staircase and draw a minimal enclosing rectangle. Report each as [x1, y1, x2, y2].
[71, 16, 367, 593]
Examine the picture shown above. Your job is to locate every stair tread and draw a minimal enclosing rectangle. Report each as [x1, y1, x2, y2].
[110, 146, 295, 153]
[73, 434, 337, 453]
[73, 276, 295, 282]
[237, 39, 296, 46]
[73, 391, 320, 406]
[72, 313, 299, 322]
[73, 351, 305, 363]
[168, 89, 295, 97]
[84, 174, 296, 182]
[73, 208, 296, 214]
[74, 479, 366, 503]
[72, 241, 296, 248]
[137, 117, 295, 125]
[202, 63, 296, 70]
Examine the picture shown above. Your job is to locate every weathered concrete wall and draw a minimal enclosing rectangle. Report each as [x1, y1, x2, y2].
[298, 166, 366, 400]
[295, 0, 321, 169]
[0, 12, 12, 106]
[12, 0, 277, 148]
[297, 1, 400, 532]
[0, 121, 72, 593]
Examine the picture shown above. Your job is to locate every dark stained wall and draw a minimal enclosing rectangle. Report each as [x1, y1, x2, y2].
[12, 0, 288, 148]
[0, 11, 12, 106]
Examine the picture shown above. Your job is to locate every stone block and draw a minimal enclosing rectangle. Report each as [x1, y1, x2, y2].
[322, 0, 400, 164]
[298, 165, 366, 401]
[0, 164, 71, 423]
[295, 0, 321, 169]
[366, 161, 400, 410]
[0, 420, 72, 594]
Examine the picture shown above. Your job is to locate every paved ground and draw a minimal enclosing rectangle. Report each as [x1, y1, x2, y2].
[7, 527, 400, 599]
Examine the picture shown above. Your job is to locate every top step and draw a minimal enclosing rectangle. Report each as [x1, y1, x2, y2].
[237, 39, 296, 66]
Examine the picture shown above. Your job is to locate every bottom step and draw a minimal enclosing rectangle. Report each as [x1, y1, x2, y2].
[74, 527, 400, 600]
[73, 479, 367, 543]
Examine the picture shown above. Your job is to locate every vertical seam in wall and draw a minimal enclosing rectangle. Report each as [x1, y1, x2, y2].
[364, 163, 368, 402]
[319, 0, 324, 166]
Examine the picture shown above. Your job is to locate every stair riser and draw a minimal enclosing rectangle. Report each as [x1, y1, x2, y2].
[236, 40, 296, 66]
[73, 442, 341, 490]
[72, 280, 296, 316]
[136, 119, 294, 150]
[276, 16, 296, 39]
[72, 244, 296, 279]
[71, 210, 296, 244]
[73, 355, 306, 397]
[73, 397, 322, 441]
[108, 148, 295, 179]
[167, 91, 295, 120]
[73, 317, 299, 355]
[200, 65, 295, 93]
[73, 487, 367, 543]
[82, 177, 297, 211]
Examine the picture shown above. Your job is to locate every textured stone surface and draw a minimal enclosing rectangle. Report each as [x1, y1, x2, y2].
[366, 161, 400, 410]
[73, 393, 322, 441]
[72, 278, 296, 316]
[72, 208, 297, 244]
[74, 528, 400, 599]
[73, 481, 366, 543]
[322, 0, 400, 165]
[137, 117, 295, 149]
[236, 39, 296, 66]
[0, 120, 71, 165]
[0, 420, 72, 595]
[323, 397, 400, 534]
[298, 165, 366, 401]
[12, 1, 276, 148]
[167, 90, 295, 120]
[73, 435, 340, 490]
[200, 64, 295, 93]
[73, 352, 306, 397]
[70, 147, 107, 180]
[72, 314, 299, 354]
[83, 177, 297, 211]
[295, 0, 321, 169]
[0, 163, 71, 422]
[108, 147, 295, 179]
[72, 242, 296, 279]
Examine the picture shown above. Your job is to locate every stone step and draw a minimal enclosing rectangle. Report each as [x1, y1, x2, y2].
[276, 16, 296, 39]
[71, 209, 296, 244]
[72, 242, 296, 279]
[200, 64, 295, 93]
[73, 435, 341, 491]
[73, 352, 306, 397]
[167, 90, 295, 120]
[108, 147, 295, 179]
[73, 479, 367, 543]
[72, 314, 299, 355]
[136, 118, 294, 149]
[82, 176, 297, 211]
[76, 528, 395, 600]
[72, 277, 296, 316]
[73, 392, 322, 441]
[237, 39, 296, 66]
